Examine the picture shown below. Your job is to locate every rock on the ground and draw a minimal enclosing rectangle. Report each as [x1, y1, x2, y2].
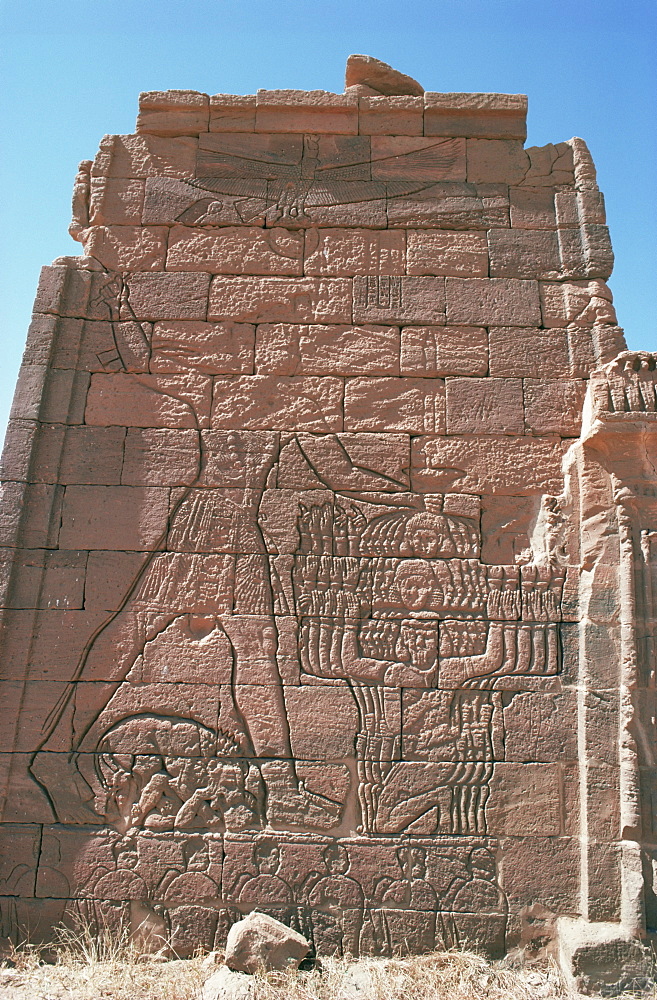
[201, 965, 254, 1000]
[345, 54, 424, 95]
[225, 911, 310, 974]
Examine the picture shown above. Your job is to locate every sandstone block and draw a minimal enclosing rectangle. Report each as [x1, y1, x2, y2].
[446, 277, 541, 326]
[127, 272, 210, 320]
[411, 434, 563, 494]
[358, 96, 423, 135]
[424, 92, 527, 139]
[0, 481, 63, 549]
[577, 189, 607, 225]
[143, 175, 266, 227]
[1, 548, 87, 611]
[0, 419, 38, 482]
[91, 134, 197, 179]
[370, 136, 465, 181]
[11, 367, 90, 426]
[292, 190, 388, 229]
[489, 327, 570, 377]
[151, 321, 255, 374]
[581, 223, 614, 278]
[33, 265, 69, 315]
[304, 229, 405, 276]
[554, 190, 580, 228]
[480, 494, 542, 565]
[286, 686, 360, 758]
[198, 430, 280, 488]
[488, 228, 561, 279]
[274, 434, 410, 491]
[8, 364, 48, 422]
[557, 918, 652, 996]
[34, 267, 121, 322]
[59, 486, 169, 550]
[85, 373, 212, 428]
[344, 377, 445, 433]
[466, 139, 529, 184]
[539, 279, 616, 327]
[500, 838, 579, 922]
[255, 323, 399, 375]
[407, 230, 488, 276]
[89, 177, 145, 225]
[212, 376, 343, 431]
[255, 90, 358, 134]
[503, 692, 578, 762]
[591, 325, 627, 364]
[346, 54, 425, 97]
[209, 277, 351, 324]
[121, 428, 201, 486]
[521, 142, 574, 188]
[137, 90, 210, 136]
[556, 228, 588, 279]
[167, 226, 304, 275]
[22, 313, 59, 367]
[509, 186, 557, 230]
[47, 319, 129, 373]
[197, 130, 303, 177]
[0, 825, 42, 895]
[400, 326, 488, 376]
[524, 379, 587, 437]
[84, 550, 151, 610]
[353, 276, 445, 324]
[446, 377, 524, 434]
[225, 910, 310, 973]
[567, 328, 597, 377]
[388, 181, 509, 230]
[486, 763, 562, 835]
[78, 225, 167, 271]
[210, 94, 256, 132]
[31, 425, 126, 485]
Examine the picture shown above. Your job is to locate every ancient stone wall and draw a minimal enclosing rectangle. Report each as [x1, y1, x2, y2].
[1, 60, 655, 966]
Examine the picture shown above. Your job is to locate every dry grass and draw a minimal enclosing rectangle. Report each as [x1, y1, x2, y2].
[0, 927, 654, 1000]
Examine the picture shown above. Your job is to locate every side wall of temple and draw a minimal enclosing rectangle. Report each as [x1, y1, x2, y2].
[1, 82, 655, 961]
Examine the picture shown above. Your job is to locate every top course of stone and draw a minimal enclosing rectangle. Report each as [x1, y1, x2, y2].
[135, 54, 528, 140]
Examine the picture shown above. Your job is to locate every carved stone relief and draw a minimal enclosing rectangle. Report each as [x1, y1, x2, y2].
[1, 73, 652, 966]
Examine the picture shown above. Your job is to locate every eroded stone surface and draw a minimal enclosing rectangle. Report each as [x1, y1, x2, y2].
[1, 57, 653, 984]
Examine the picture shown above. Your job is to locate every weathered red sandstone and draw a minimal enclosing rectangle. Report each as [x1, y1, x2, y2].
[0, 56, 654, 993]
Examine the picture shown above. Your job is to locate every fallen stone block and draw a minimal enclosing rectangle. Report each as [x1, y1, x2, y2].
[225, 911, 310, 974]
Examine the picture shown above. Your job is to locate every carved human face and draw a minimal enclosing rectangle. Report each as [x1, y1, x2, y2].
[324, 844, 349, 875]
[396, 562, 434, 611]
[409, 848, 427, 879]
[115, 842, 139, 870]
[255, 844, 280, 874]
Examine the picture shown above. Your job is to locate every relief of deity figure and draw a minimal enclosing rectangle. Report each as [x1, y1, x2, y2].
[28, 353, 563, 845]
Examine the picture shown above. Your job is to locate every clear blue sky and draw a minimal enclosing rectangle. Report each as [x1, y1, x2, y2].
[1, 0, 655, 440]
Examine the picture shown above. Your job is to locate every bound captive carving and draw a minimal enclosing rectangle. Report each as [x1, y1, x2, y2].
[6, 62, 650, 975]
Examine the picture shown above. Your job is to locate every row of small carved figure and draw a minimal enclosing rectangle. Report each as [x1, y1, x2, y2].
[285, 554, 565, 621]
[296, 501, 480, 560]
[64, 834, 503, 915]
[592, 352, 657, 415]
